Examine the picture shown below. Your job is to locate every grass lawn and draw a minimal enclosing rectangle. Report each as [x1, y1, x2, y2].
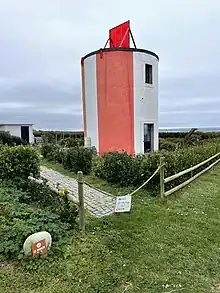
[1, 163, 220, 292]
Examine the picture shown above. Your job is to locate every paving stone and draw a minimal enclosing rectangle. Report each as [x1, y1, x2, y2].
[40, 166, 116, 218]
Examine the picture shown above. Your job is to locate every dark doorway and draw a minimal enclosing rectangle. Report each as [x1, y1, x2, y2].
[21, 126, 29, 143]
[144, 123, 154, 153]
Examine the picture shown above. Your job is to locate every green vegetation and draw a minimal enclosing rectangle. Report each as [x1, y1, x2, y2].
[13, 178, 78, 226]
[34, 129, 220, 150]
[1, 166, 220, 292]
[159, 131, 220, 139]
[34, 130, 83, 145]
[41, 157, 135, 196]
[93, 141, 220, 193]
[0, 131, 26, 146]
[159, 131, 220, 150]
[41, 144, 95, 175]
[0, 178, 78, 259]
[0, 184, 73, 258]
[0, 144, 78, 259]
[2, 132, 220, 292]
[41, 141, 220, 195]
[0, 145, 40, 179]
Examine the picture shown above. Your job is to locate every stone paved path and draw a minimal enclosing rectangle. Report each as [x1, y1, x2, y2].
[40, 166, 116, 218]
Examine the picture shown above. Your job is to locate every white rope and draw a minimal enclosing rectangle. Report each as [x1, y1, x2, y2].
[85, 166, 161, 197]
[129, 166, 161, 196]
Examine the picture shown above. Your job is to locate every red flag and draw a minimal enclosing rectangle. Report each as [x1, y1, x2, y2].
[109, 21, 130, 48]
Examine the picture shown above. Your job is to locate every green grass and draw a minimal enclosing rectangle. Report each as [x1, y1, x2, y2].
[1, 164, 220, 292]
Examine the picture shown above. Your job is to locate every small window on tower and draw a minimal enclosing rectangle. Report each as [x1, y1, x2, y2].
[145, 64, 153, 84]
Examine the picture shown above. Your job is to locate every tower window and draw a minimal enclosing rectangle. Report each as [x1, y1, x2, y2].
[145, 64, 153, 84]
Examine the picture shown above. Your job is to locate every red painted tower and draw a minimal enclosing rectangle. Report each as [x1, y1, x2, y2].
[81, 21, 159, 155]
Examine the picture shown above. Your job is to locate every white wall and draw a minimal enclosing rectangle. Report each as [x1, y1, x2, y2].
[3, 125, 22, 138]
[0, 125, 34, 143]
[28, 125, 34, 143]
[83, 55, 99, 152]
[133, 52, 159, 154]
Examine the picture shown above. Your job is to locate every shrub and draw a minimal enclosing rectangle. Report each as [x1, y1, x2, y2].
[163, 142, 220, 190]
[41, 144, 68, 164]
[0, 145, 40, 180]
[0, 131, 26, 146]
[94, 152, 136, 186]
[0, 185, 72, 258]
[159, 138, 179, 150]
[62, 146, 93, 175]
[10, 178, 78, 227]
[41, 144, 94, 175]
[92, 155, 104, 176]
[41, 143, 55, 160]
[93, 151, 162, 192]
[11, 135, 26, 145]
[94, 142, 220, 193]
[0, 131, 13, 145]
[59, 137, 84, 148]
[51, 145, 65, 163]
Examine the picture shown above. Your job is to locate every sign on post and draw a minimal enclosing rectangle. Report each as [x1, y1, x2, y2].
[115, 195, 132, 213]
[31, 239, 47, 256]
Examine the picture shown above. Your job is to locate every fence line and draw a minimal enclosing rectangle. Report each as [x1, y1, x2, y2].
[160, 152, 220, 198]
[164, 152, 220, 184]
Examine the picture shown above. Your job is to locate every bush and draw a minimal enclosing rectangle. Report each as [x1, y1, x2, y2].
[94, 152, 137, 186]
[53, 146, 66, 164]
[94, 142, 220, 193]
[59, 137, 84, 148]
[159, 138, 179, 151]
[163, 142, 220, 188]
[41, 142, 96, 175]
[10, 178, 78, 227]
[41, 143, 64, 163]
[41, 143, 56, 160]
[63, 147, 93, 175]
[11, 135, 26, 145]
[0, 145, 40, 180]
[0, 131, 26, 146]
[0, 185, 73, 258]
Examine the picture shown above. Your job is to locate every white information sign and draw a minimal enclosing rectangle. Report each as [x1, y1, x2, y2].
[115, 195, 132, 213]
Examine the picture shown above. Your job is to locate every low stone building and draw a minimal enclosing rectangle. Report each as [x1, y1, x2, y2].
[0, 123, 34, 143]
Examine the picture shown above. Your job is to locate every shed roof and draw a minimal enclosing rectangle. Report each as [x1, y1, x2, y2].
[0, 123, 34, 126]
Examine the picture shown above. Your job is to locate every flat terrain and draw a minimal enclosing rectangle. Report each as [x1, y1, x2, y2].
[1, 163, 220, 293]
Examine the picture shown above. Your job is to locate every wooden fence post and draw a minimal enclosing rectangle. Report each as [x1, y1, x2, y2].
[160, 157, 165, 199]
[77, 171, 85, 232]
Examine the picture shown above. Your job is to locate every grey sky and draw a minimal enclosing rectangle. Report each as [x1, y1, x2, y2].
[0, 0, 220, 130]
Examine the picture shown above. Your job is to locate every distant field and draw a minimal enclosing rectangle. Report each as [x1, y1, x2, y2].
[34, 127, 220, 136]
[160, 127, 220, 132]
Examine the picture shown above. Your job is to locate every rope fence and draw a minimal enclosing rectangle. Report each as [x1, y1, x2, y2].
[31, 150, 220, 231]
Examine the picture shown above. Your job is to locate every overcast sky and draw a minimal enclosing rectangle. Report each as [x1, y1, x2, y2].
[0, 0, 220, 130]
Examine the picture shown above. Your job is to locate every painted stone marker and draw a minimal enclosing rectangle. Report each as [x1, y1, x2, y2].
[23, 231, 52, 256]
[115, 195, 132, 213]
